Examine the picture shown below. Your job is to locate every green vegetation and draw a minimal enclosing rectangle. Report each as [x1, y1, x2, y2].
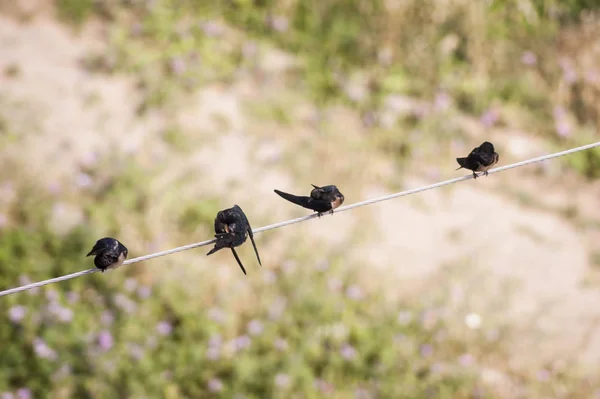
[1, 0, 600, 397]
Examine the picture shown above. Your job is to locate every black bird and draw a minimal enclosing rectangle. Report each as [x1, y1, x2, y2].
[456, 141, 499, 179]
[86, 237, 129, 273]
[274, 184, 345, 217]
[206, 205, 261, 275]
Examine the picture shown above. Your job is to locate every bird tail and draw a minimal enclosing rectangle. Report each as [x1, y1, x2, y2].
[231, 248, 247, 275]
[206, 235, 231, 256]
[274, 189, 313, 210]
[455, 157, 468, 170]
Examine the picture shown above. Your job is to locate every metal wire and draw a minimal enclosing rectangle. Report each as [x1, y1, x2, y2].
[1, 141, 598, 297]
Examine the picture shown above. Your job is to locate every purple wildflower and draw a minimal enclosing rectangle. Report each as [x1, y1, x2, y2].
[458, 353, 475, 366]
[101, 311, 114, 325]
[47, 181, 62, 195]
[421, 309, 438, 330]
[234, 335, 252, 351]
[45, 289, 59, 301]
[281, 260, 296, 274]
[559, 57, 577, 84]
[327, 278, 342, 292]
[200, 21, 224, 37]
[555, 120, 571, 138]
[208, 307, 226, 324]
[98, 330, 114, 351]
[15, 389, 30, 399]
[262, 269, 277, 284]
[480, 108, 499, 128]
[345, 285, 364, 301]
[269, 16, 289, 33]
[0, 213, 7, 229]
[1, 392, 14, 399]
[169, 57, 186, 76]
[0, 182, 15, 201]
[206, 347, 220, 361]
[124, 278, 138, 293]
[247, 319, 264, 336]
[315, 259, 329, 271]
[66, 291, 79, 303]
[585, 69, 599, 84]
[420, 344, 434, 357]
[146, 336, 158, 349]
[33, 338, 57, 360]
[314, 379, 335, 394]
[137, 285, 152, 299]
[274, 337, 288, 351]
[130, 22, 143, 37]
[208, 378, 224, 392]
[521, 51, 537, 66]
[75, 173, 93, 188]
[242, 41, 258, 60]
[128, 343, 144, 360]
[340, 344, 357, 360]
[274, 373, 291, 388]
[536, 369, 551, 382]
[434, 92, 451, 112]
[156, 321, 173, 336]
[355, 388, 371, 399]
[430, 363, 445, 375]
[9, 306, 26, 323]
[268, 297, 287, 320]
[397, 311, 412, 326]
[208, 334, 222, 347]
[114, 293, 137, 314]
[57, 307, 74, 323]
[345, 83, 367, 103]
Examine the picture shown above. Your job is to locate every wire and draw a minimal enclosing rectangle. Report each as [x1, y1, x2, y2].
[1, 141, 599, 297]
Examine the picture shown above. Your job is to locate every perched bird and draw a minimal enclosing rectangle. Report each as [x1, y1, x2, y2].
[274, 184, 345, 217]
[456, 141, 499, 179]
[207, 205, 261, 275]
[86, 237, 129, 273]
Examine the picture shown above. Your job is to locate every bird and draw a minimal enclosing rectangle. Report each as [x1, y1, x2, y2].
[206, 205, 261, 275]
[86, 237, 129, 273]
[273, 184, 345, 217]
[456, 141, 499, 179]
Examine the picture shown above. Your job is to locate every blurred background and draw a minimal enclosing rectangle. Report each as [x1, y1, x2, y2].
[1, 0, 600, 397]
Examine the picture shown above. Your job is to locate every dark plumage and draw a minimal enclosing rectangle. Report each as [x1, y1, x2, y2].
[456, 141, 499, 179]
[206, 205, 261, 275]
[273, 184, 345, 217]
[86, 237, 129, 273]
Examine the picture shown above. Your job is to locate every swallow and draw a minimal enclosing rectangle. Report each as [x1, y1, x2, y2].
[274, 184, 345, 217]
[206, 205, 261, 275]
[86, 237, 129, 273]
[456, 141, 499, 179]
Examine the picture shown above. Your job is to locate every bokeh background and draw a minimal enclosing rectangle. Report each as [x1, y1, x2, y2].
[1, 0, 600, 397]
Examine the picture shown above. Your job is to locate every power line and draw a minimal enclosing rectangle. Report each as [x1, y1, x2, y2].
[1, 141, 599, 298]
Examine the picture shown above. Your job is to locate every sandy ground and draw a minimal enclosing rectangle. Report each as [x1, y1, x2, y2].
[2, 13, 600, 381]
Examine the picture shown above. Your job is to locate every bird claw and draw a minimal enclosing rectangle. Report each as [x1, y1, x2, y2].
[472, 172, 478, 179]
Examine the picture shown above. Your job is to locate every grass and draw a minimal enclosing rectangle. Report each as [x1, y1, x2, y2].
[1, 0, 600, 397]
[63, 0, 600, 176]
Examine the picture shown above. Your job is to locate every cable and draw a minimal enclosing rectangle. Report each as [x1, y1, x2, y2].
[1, 141, 599, 297]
